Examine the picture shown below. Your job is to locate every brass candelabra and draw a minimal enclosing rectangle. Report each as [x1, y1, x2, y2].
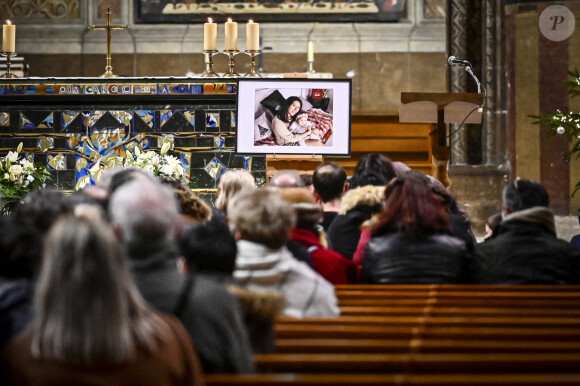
[201, 50, 219, 78]
[244, 50, 262, 77]
[1, 52, 17, 78]
[223, 50, 240, 77]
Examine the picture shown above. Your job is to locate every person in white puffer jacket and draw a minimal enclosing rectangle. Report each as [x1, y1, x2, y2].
[229, 187, 340, 318]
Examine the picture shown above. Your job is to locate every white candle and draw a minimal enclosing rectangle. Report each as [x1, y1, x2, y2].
[307, 41, 314, 62]
[224, 18, 238, 51]
[2, 20, 15, 53]
[246, 20, 259, 51]
[204, 18, 217, 51]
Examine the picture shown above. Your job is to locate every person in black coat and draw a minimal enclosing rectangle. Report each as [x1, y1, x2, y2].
[472, 179, 580, 284]
[326, 153, 397, 260]
[361, 176, 470, 284]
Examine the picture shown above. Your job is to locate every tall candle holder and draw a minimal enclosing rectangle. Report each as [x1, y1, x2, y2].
[223, 50, 240, 78]
[1, 52, 18, 78]
[307, 61, 315, 74]
[244, 50, 262, 77]
[201, 50, 219, 78]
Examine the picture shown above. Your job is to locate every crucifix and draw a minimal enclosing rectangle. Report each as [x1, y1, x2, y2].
[89, 6, 128, 78]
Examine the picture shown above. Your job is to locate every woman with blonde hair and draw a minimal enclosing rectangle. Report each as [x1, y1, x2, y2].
[2, 214, 205, 385]
[213, 170, 256, 224]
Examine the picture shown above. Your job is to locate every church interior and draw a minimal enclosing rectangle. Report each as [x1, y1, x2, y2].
[0, 0, 579, 233]
[3, 1, 580, 384]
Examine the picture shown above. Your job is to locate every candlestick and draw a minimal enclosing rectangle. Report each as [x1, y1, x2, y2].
[307, 41, 314, 63]
[223, 49, 240, 77]
[225, 18, 238, 51]
[204, 18, 217, 51]
[2, 21, 15, 53]
[201, 50, 219, 78]
[244, 50, 261, 77]
[1, 52, 17, 78]
[246, 20, 259, 51]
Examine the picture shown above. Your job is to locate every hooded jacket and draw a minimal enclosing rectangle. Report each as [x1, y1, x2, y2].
[233, 240, 340, 318]
[473, 207, 580, 284]
[326, 185, 385, 260]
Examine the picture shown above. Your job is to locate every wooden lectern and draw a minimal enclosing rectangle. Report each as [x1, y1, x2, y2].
[399, 92, 484, 186]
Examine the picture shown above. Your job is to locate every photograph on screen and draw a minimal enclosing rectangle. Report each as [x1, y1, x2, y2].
[237, 79, 351, 156]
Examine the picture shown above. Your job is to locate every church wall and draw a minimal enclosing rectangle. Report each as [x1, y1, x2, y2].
[506, 2, 580, 216]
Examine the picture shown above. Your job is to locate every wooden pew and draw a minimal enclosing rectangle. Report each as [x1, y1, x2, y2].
[253, 352, 580, 373]
[276, 315, 580, 328]
[325, 113, 435, 176]
[275, 324, 580, 341]
[334, 284, 580, 292]
[205, 373, 580, 386]
[205, 284, 580, 385]
[339, 306, 580, 317]
[274, 338, 580, 354]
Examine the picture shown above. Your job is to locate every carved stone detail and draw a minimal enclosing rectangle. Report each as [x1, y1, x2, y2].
[0, 0, 80, 20]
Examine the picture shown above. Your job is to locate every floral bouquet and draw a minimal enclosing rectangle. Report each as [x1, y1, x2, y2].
[125, 142, 186, 182]
[0, 143, 52, 215]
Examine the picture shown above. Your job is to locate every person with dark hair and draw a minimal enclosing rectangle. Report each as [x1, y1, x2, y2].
[312, 162, 349, 231]
[473, 179, 580, 284]
[0, 218, 42, 352]
[12, 189, 75, 235]
[348, 153, 396, 189]
[360, 176, 469, 284]
[180, 221, 238, 277]
[326, 153, 397, 260]
[2, 214, 204, 385]
[271, 96, 312, 146]
[179, 221, 285, 355]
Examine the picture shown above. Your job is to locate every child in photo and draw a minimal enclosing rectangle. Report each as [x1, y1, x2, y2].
[290, 111, 322, 146]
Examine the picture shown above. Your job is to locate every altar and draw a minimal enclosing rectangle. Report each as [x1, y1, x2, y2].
[0, 76, 439, 204]
[0, 77, 246, 202]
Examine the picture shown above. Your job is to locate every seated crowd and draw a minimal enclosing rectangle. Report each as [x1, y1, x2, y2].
[1, 153, 579, 384]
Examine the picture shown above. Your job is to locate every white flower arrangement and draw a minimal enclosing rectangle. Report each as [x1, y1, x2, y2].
[0, 143, 52, 214]
[125, 143, 185, 181]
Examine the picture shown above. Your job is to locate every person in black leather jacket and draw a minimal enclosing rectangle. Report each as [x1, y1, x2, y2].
[472, 179, 580, 284]
[360, 176, 470, 284]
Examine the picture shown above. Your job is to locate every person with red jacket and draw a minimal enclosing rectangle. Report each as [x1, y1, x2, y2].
[279, 187, 358, 284]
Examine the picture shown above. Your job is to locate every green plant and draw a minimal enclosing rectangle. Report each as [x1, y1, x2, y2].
[530, 69, 580, 196]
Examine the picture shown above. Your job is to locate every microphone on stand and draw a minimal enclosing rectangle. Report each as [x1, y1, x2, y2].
[448, 56, 472, 67]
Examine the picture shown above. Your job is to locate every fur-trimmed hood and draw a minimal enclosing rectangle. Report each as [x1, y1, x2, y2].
[338, 185, 386, 215]
[228, 285, 285, 321]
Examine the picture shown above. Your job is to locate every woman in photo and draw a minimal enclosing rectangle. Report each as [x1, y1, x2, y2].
[271, 96, 322, 146]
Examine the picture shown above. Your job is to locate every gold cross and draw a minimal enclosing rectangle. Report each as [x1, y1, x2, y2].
[89, 6, 128, 78]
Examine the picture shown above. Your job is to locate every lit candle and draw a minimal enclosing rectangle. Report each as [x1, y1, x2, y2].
[2, 20, 15, 53]
[204, 18, 217, 51]
[307, 41, 314, 62]
[224, 18, 238, 51]
[246, 20, 259, 51]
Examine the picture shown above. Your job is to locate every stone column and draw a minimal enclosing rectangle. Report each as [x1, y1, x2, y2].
[481, 0, 506, 166]
[447, 0, 470, 165]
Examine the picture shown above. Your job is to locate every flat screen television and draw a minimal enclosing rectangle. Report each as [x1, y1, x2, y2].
[236, 79, 351, 155]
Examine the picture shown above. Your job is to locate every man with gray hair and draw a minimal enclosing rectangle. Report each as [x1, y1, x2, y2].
[269, 169, 305, 188]
[473, 179, 580, 284]
[109, 177, 254, 373]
